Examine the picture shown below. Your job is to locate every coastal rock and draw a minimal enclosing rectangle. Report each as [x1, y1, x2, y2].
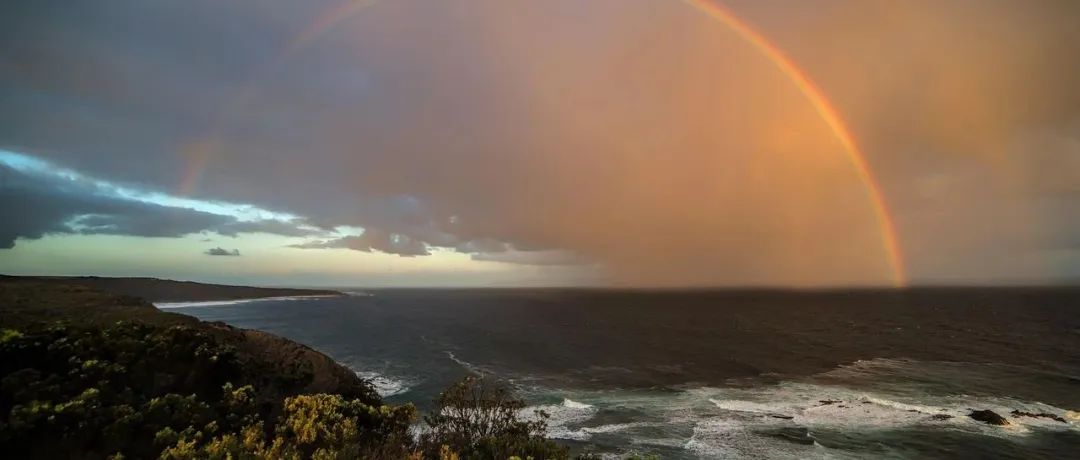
[968, 410, 1010, 426]
[1010, 410, 1067, 423]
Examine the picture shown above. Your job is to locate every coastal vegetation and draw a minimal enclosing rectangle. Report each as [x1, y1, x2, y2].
[0, 279, 577, 459]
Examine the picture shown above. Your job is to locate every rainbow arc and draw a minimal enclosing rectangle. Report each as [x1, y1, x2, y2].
[683, 0, 906, 286]
[180, 0, 906, 286]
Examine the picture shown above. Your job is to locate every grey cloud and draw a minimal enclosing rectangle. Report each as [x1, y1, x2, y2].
[455, 238, 509, 254]
[2, 0, 1079, 284]
[0, 164, 235, 248]
[215, 219, 326, 238]
[205, 247, 240, 256]
[471, 249, 590, 266]
[290, 229, 429, 257]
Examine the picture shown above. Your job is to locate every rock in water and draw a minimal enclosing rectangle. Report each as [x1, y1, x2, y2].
[968, 410, 1010, 425]
[1010, 410, 1067, 423]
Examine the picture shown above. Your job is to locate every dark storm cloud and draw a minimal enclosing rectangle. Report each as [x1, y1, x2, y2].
[2, 0, 1079, 284]
[205, 247, 241, 256]
[0, 164, 235, 248]
[0, 163, 321, 247]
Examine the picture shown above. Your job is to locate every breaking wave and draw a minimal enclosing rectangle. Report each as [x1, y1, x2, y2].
[517, 358, 1079, 458]
[521, 398, 598, 441]
[353, 370, 413, 398]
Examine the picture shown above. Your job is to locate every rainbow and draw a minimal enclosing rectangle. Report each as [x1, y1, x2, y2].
[683, 0, 906, 286]
[179, 0, 906, 286]
[280, 0, 382, 57]
[178, 0, 382, 196]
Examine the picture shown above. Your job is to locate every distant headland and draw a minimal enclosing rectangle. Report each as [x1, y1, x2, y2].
[0, 274, 343, 302]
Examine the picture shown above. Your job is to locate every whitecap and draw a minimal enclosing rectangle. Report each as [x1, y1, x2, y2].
[699, 381, 1078, 437]
[509, 361, 1080, 458]
[540, 375, 1077, 457]
[563, 398, 594, 409]
[522, 398, 599, 441]
[354, 371, 412, 397]
[445, 351, 489, 375]
[582, 422, 659, 435]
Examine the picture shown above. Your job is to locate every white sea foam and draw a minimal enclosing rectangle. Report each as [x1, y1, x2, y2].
[355, 371, 412, 397]
[519, 374, 1078, 458]
[445, 351, 489, 375]
[523, 398, 598, 441]
[562, 398, 594, 410]
[700, 381, 1078, 437]
[154, 294, 337, 309]
[581, 422, 659, 435]
[684, 419, 796, 459]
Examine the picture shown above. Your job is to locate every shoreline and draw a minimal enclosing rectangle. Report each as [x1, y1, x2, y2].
[0, 275, 344, 303]
[154, 294, 342, 309]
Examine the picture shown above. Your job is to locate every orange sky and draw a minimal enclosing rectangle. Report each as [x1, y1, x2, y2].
[1, 0, 1077, 286]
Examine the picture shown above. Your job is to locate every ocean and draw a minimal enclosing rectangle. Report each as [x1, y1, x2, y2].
[162, 288, 1080, 459]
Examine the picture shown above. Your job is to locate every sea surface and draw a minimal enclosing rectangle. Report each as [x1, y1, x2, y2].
[163, 288, 1080, 459]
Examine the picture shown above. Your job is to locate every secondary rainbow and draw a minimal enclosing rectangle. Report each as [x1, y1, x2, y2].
[179, 0, 907, 286]
[178, 0, 382, 196]
[683, 0, 907, 286]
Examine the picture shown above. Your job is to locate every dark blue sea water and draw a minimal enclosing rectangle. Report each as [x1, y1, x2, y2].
[163, 288, 1080, 459]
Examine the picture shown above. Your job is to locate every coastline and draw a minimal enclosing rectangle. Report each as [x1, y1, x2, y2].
[0, 274, 344, 302]
[155, 294, 341, 309]
[0, 277, 376, 398]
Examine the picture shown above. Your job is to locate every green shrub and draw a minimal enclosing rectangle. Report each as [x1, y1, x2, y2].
[159, 394, 416, 460]
[2, 322, 627, 460]
[420, 376, 568, 460]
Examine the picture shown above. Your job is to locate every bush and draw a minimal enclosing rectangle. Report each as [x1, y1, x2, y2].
[0, 322, 250, 459]
[420, 376, 567, 460]
[2, 322, 605, 459]
[0, 321, 411, 459]
[159, 393, 416, 460]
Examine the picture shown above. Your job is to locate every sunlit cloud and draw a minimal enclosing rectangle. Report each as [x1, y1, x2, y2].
[0, 150, 297, 223]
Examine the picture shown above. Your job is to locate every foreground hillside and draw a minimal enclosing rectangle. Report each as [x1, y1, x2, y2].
[0, 275, 342, 302]
[0, 280, 575, 459]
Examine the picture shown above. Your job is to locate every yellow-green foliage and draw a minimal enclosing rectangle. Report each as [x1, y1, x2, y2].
[0, 321, 388, 459]
[159, 393, 416, 460]
[1, 322, 653, 460]
[0, 328, 22, 342]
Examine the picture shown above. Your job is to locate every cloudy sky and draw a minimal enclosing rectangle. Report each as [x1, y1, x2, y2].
[1, 0, 1077, 287]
